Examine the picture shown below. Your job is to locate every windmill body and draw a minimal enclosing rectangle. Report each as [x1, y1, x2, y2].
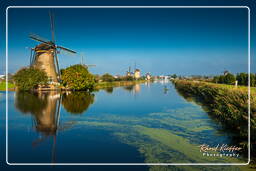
[33, 43, 58, 82]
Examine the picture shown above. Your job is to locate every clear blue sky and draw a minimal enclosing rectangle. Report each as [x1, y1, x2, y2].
[5, 7, 250, 76]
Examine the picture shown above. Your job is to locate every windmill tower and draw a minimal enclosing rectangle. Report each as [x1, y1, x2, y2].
[29, 12, 76, 83]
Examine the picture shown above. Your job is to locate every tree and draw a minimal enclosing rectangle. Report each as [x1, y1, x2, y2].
[101, 73, 115, 82]
[171, 74, 177, 79]
[236, 73, 247, 86]
[250, 73, 256, 87]
[61, 64, 95, 91]
[212, 76, 219, 83]
[218, 75, 225, 84]
[13, 67, 48, 91]
[123, 76, 134, 81]
[223, 73, 236, 84]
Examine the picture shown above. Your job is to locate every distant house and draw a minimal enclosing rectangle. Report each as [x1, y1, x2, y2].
[134, 69, 141, 79]
[0, 75, 5, 79]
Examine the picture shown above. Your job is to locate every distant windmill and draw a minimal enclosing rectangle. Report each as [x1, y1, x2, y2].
[80, 52, 96, 68]
[29, 11, 76, 83]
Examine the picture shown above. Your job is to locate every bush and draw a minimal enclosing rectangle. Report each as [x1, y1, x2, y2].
[13, 67, 48, 91]
[101, 73, 115, 82]
[61, 64, 95, 91]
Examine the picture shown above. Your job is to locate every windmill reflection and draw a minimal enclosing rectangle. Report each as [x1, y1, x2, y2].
[122, 84, 141, 99]
[14, 91, 95, 162]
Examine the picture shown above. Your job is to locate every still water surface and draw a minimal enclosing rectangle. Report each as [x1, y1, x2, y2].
[1, 81, 247, 170]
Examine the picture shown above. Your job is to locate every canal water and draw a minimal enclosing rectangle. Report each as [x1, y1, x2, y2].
[1, 81, 247, 170]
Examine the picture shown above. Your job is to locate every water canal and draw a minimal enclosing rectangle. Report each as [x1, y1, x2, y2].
[1, 81, 247, 170]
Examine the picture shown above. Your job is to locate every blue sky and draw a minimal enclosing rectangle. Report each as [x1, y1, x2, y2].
[5, 7, 250, 76]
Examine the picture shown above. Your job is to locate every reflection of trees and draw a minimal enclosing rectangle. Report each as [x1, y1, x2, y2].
[15, 91, 48, 114]
[104, 87, 113, 94]
[123, 85, 134, 92]
[62, 92, 94, 114]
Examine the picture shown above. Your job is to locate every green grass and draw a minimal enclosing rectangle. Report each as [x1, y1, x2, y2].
[0, 82, 15, 91]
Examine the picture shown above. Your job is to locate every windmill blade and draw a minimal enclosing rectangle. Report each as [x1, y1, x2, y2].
[86, 64, 96, 67]
[29, 34, 52, 46]
[53, 49, 60, 77]
[57, 46, 76, 54]
[49, 11, 55, 43]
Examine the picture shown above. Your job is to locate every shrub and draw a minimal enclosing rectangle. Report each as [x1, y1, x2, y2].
[13, 67, 48, 91]
[61, 64, 95, 91]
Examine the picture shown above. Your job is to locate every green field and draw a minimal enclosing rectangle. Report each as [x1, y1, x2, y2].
[0, 82, 15, 91]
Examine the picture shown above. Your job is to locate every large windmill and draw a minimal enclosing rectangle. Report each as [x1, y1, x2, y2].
[29, 12, 76, 83]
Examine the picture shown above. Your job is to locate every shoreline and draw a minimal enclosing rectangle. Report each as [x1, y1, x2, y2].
[1, 80, 150, 92]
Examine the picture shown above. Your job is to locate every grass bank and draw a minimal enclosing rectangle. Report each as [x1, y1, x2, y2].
[94, 80, 148, 90]
[0, 82, 15, 91]
[173, 80, 256, 137]
[172, 80, 256, 167]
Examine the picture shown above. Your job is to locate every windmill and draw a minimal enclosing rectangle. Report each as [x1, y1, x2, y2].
[29, 11, 76, 83]
[80, 52, 96, 68]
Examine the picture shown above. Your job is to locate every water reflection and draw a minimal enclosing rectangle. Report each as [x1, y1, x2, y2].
[15, 91, 95, 133]
[14, 91, 95, 162]
[15, 91, 60, 135]
[123, 85, 134, 92]
[62, 91, 95, 114]
[103, 87, 114, 94]
[122, 84, 141, 94]
[10, 83, 246, 168]
[15, 91, 62, 162]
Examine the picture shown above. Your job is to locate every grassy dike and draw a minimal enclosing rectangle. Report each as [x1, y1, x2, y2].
[94, 80, 148, 90]
[172, 80, 256, 167]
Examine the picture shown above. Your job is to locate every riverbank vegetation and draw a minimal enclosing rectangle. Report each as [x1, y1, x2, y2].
[173, 80, 255, 135]
[172, 79, 256, 167]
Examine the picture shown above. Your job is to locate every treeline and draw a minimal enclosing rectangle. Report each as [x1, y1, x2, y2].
[13, 65, 147, 91]
[213, 73, 256, 87]
[95, 73, 145, 82]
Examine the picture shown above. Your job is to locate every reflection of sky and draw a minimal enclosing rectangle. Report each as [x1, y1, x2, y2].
[4, 7, 250, 75]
